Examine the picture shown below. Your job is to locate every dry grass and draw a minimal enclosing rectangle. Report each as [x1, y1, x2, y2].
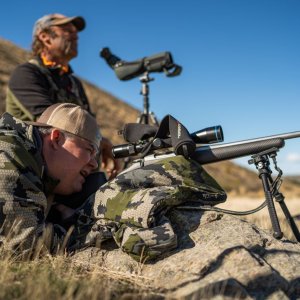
[1, 197, 300, 299]
[0, 220, 162, 299]
[0, 251, 162, 300]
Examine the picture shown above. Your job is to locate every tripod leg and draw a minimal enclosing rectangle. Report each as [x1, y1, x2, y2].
[260, 174, 283, 239]
[149, 112, 159, 126]
[275, 193, 300, 242]
[137, 113, 149, 125]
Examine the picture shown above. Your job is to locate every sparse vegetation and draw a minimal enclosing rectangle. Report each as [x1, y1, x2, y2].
[1, 196, 299, 299]
[0, 250, 164, 300]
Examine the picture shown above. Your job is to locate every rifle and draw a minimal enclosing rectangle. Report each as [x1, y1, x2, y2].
[112, 126, 300, 242]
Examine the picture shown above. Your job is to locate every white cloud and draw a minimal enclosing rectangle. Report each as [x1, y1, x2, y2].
[286, 153, 300, 163]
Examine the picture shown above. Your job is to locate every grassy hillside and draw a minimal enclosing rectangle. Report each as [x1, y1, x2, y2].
[1, 37, 300, 197]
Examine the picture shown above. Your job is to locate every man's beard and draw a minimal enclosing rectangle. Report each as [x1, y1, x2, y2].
[61, 37, 77, 58]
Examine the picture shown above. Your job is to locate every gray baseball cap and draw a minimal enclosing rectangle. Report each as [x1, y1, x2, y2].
[28, 103, 101, 151]
[33, 13, 85, 38]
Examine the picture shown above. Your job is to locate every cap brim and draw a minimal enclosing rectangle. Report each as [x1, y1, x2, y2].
[26, 120, 100, 152]
[25, 121, 52, 127]
[51, 16, 85, 31]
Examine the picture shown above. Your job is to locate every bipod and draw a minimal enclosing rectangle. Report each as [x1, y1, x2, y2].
[248, 147, 300, 242]
[136, 72, 159, 126]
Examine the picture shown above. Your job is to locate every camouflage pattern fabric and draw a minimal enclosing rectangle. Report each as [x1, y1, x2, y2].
[0, 113, 94, 256]
[83, 155, 227, 262]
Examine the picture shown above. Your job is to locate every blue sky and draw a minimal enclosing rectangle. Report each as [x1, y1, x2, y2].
[0, 0, 300, 175]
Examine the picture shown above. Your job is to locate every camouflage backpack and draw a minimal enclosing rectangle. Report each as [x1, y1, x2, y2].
[81, 155, 226, 262]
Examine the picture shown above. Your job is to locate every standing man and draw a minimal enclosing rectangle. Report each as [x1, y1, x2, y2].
[5, 13, 120, 179]
[0, 103, 100, 255]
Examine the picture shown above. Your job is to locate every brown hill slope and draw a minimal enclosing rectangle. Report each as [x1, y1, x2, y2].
[1, 38, 300, 198]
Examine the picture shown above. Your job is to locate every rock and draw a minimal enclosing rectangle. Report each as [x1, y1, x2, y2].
[71, 209, 300, 299]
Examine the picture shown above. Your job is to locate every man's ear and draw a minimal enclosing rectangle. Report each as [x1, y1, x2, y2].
[38, 32, 52, 48]
[50, 129, 65, 150]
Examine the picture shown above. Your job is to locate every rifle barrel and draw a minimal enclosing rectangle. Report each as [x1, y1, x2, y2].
[194, 136, 288, 165]
[194, 131, 300, 165]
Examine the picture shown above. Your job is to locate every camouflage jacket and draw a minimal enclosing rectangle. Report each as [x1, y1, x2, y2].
[0, 113, 93, 256]
[82, 155, 227, 262]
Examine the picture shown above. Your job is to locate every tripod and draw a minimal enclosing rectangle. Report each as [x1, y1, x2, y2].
[136, 72, 159, 126]
[248, 147, 300, 241]
[122, 73, 159, 168]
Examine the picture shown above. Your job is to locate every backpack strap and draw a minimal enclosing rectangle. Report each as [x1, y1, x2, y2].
[29, 58, 59, 94]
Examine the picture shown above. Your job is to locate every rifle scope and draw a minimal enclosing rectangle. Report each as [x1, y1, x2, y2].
[112, 125, 223, 159]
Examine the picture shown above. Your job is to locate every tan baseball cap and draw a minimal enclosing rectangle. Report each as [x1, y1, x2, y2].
[29, 103, 101, 151]
[33, 13, 85, 38]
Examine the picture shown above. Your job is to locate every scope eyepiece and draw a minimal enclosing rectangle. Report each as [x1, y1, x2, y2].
[100, 47, 122, 69]
[112, 143, 146, 159]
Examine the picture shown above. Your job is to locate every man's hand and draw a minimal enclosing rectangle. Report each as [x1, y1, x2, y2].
[53, 203, 75, 220]
[100, 137, 122, 180]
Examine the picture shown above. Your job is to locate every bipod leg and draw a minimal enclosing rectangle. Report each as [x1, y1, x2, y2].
[260, 172, 283, 239]
[249, 151, 283, 239]
[273, 193, 300, 242]
[268, 153, 300, 242]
